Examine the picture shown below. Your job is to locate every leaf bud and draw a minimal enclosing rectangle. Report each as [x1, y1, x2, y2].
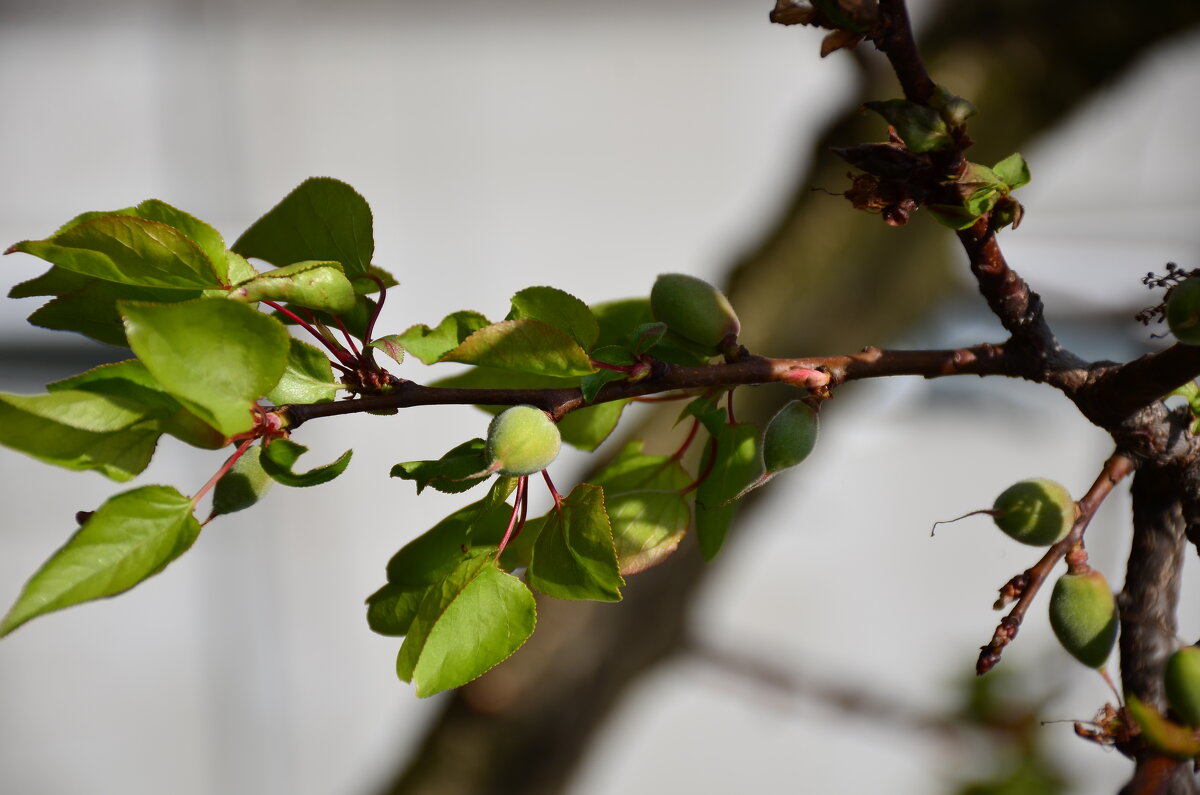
[1048, 570, 1118, 669]
[650, 273, 741, 353]
[486, 405, 562, 477]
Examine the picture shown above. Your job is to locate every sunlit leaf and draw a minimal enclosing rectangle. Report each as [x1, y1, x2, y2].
[121, 297, 290, 436]
[229, 260, 357, 314]
[267, 339, 340, 405]
[396, 549, 536, 697]
[508, 286, 599, 351]
[390, 438, 491, 494]
[232, 177, 374, 278]
[395, 310, 491, 364]
[441, 318, 596, 378]
[528, 483, 624, 601]
[260, 438, 352, 487]
[0, 485, 201, 636]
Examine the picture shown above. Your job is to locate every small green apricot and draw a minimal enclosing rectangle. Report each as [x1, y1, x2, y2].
[650, 273, 741, 352]
[1167, 278, 1200, 346]
[762, 400, 818, 473]
[1048, 570, 1118, 669]
[992, 478, 1075, 546]
[486, 405, 562, 477]
[1165, 646, 1200, 726]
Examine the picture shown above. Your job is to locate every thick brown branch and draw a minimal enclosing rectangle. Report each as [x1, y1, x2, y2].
[282, 343, 1030, 429]
[1085, 345, 1200, 428]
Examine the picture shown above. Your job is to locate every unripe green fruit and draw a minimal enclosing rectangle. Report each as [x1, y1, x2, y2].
[992, 478, 1075, 546]
[1048, 570, 1118, 669]
[763, 400, 818, 472]
[1167, 278, 1200, 345]
[1165, 647, 1200, 726]
[486, 405, 562, 477]
[650, 273, 741, 351]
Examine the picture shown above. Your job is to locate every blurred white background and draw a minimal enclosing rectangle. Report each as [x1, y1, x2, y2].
[1, 1, 1199, 793]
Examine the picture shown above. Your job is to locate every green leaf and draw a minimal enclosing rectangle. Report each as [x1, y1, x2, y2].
[259, 438, 352, 487]
[385, 493, 515, 586]
[1125, 695, 1200, 760]
[591, 297, 655, 348]
[592, 442, 692, 575]
[0, 389, 150, 433]
[508, 286, 600, 351]
[23, 275, 202, 347]
[129, 199, 231, 284]
[581, 346, 634, 403]
[369, 334, 406, 365]
[528, 483, 624, 601]
[395, 310, 491, 365]
[210, 445, 273, 517]
[267, 339, 340, 405]
[695, 423, 762, 560]
[232, 177, 374, 278]
[0, 485, 201, 636]
[365, 581, 427, 636]
[396, 549, 536, 697]
[864, 99, 951, 154]
[121, 297, 290, 436]
[9, 264, 95, 298]
[993, 153, 1031, 190]
[49, 360, 226, 449]
[390, 438, 491, 494]
[0, 394, 159, 481]
[11, 215, 223, 290]
[684, 391, 729, 436]
[229, 261, 357, 314]
[441, 318, 596, 378]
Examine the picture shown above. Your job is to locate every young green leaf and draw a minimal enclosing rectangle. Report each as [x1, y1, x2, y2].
[507, 286, 600, 351]
[394, 310, 491, 364]
[267, 339, 341, 405]
[232, 177, 374, 278]
[210, 445, 273, 517]
[368, 335, 406, 366]
[864, 99, 951, 154]
[0, 390, 150, 433]
[992, 153, 1031, 190]
[259, 438, 352, 487]
[390, 439, 492, 494]
[11, 215, 223, 290]
[695, 422, 762, 560]
[396, 549, 537, 697]
[0, 485, 201, 636]
[229, 261, 357, 314]
[527, 483, 624, 601]
[121, 297, 290, 436]
[1125, 695, 1200, 760]
[440, 318, 596, 378]
[592, 442, 692, 575]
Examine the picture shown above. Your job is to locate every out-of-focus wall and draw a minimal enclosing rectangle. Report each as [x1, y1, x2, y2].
[0, 2, 1198, 794]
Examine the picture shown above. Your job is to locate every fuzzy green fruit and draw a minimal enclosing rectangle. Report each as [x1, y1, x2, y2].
[1165, 646, 1200, 726]
[1048, 570, 1118, 669]
[1167, 278, 1200, 345]
[992, 478, 1075, 546]
[650, 273, 741, 352]
[763, 400, 818, 473]
[486, 405, 562, 477]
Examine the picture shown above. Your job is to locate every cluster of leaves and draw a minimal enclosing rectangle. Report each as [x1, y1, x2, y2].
[0, 178, 819, 697]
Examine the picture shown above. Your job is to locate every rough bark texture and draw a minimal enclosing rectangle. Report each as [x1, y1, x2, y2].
[380, 3, 1200, 794]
